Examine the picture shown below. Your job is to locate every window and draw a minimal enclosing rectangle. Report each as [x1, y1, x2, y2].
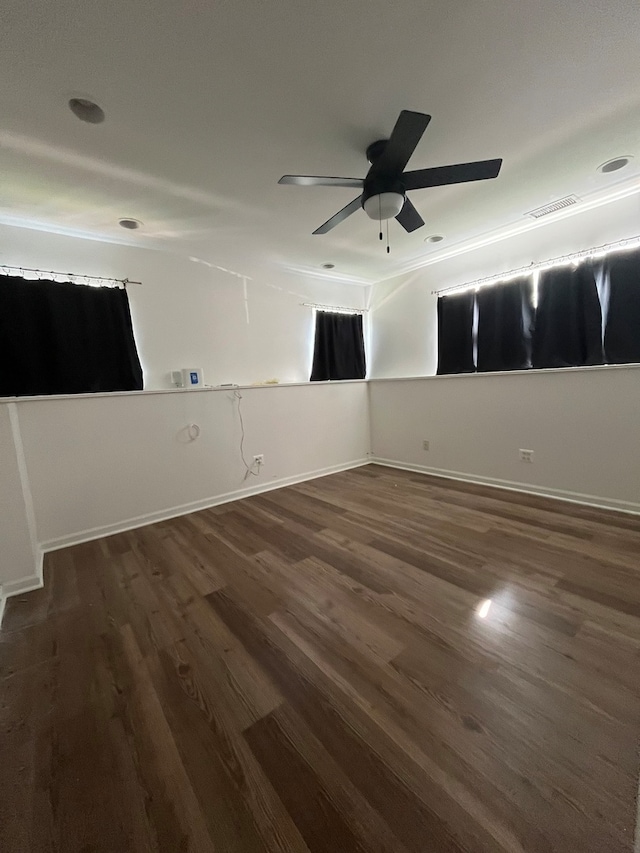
[603, 250, 640, 364]
[310, 311, 366, 381]
[0, 276, 143, 396]
[436, 292, 475, 375]
[436, 246, 640, 375]
[531, 265, 602, 368]
[476, 278, 533, 372]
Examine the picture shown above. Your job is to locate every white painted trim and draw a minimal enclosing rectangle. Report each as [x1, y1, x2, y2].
[373, 176, 640, 283]
[42, 458, 370, 552]
[7, 403, 39, 552]
[371, 458, 640, 516]
[1, 572, 44, 599]
[280, 264, 373, 287]
[0, 379, 368, 405]
[635, 775, 640, 853]
[368, 363, 640, 382]
[0, 549, 44, 620]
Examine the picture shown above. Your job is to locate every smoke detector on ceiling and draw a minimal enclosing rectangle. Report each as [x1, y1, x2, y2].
[525, 196, 580, 219]
[424, 234, 444, 243]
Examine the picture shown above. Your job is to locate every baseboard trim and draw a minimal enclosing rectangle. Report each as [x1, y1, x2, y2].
[371, 457, 640, 516]
[42, 458, 370, 553]
[0, 550, 44, 625]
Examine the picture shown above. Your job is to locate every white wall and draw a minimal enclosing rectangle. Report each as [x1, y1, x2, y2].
[0, 405, 38, 601]
[369, 192, 640, 378]
[0, 221, 372, 609]
[369, 368, 640, 511]
[4, 382, 369, 559]
[2, 193, 639, 614]
[0, 223, 370, 390]
[367, 193, 640, 512]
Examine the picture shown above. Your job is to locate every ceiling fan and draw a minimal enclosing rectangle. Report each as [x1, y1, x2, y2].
[279, 110, 502, 236]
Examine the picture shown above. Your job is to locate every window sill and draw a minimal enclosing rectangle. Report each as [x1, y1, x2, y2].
[0, 379, 368, 404]
[368, 362, 640, 381]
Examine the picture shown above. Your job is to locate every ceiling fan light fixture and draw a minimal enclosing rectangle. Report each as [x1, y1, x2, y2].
[279, 111, 502, 236]
[363, 192, 405, 221]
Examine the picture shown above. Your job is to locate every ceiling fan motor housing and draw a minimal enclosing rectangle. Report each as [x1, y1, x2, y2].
[365, 138, 389, 165]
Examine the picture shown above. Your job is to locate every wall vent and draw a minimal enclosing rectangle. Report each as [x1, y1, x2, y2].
[525, 195, 580, 219]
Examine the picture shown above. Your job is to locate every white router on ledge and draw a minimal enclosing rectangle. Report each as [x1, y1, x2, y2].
[171, 368, 204, 388]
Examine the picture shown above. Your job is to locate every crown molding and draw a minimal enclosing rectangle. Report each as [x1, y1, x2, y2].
[374, 175, 640, 284]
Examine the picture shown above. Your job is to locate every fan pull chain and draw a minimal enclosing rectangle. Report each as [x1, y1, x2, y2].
[378, 196, 383, 241]
[386, 218, 390, 254]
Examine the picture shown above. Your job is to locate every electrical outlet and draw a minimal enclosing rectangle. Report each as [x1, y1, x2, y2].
[422, 440, 430, 451]
[519, 449, 534, 463]
[253, 454, 264, 467]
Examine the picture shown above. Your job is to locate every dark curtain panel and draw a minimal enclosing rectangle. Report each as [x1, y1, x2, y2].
[476, 278, 534, 372]
[531, 264, 603, 368]
[603, 249, 640, 364]
[0, 276, 143, 396]
[310, 311, 366, 381]
[436, 291, 475, 375]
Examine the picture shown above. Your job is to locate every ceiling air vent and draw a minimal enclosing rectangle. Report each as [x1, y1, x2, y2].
[526, 195, 580, 219]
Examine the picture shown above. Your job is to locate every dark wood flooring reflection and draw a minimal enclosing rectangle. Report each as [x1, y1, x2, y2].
[2, 465, 640, 852]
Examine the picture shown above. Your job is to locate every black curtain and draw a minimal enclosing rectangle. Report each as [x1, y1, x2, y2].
[532, 264, 603, 369]
[476, 278, 533, 372]
[437, 291, 475, 375]
[603, 249, 640, 364]
[310, 311, 366, 381]
[0, 276, 143, 396]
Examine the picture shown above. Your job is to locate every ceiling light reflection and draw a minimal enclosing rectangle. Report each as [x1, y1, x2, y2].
[477, 599, 492, 619]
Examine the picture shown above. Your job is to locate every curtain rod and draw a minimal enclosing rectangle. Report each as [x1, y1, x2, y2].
[301, 301, 368, 314]
[0, 264, 142, 287]
[432, 234, 640, 297]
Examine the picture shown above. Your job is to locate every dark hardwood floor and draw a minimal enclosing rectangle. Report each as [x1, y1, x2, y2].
[2, 465, 640, 852]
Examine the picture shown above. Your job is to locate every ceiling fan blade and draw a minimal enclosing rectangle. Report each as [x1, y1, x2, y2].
[370, 111, 432, 176]
[279, 175, 364, 188]
[395, 197, 425, 233]
[312, 195, 363, 234]
[403, 158, 503, 190]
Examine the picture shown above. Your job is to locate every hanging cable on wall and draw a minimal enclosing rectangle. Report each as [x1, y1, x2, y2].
[232, 388, 259, 480]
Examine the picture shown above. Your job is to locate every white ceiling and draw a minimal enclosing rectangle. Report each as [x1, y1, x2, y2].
[1, 0, 640, 284]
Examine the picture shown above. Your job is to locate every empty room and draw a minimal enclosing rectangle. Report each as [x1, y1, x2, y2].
[1, 1, 640, 851]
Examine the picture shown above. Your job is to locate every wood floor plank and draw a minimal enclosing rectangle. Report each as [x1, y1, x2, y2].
[244, 703, 411, 853]
[208, 586, 508, 853]
[2, 464, 639, 851]
[118, 623, 218, 853]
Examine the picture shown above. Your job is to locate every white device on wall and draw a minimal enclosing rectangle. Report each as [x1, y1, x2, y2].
[171, 369, 204, 388]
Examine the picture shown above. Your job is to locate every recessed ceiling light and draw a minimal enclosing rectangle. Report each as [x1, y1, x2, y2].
[68, 98, 105, 124]
[424, 234, 444, 243]
[118, 218, 142, 230]
[598, 156, 632, 174]
[321, 263, 335, 269]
